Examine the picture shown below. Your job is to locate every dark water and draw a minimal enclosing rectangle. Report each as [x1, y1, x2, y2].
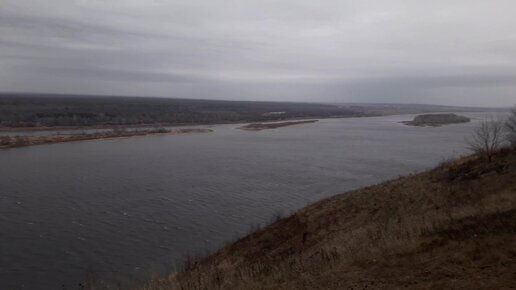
[0, 113, 503, 289]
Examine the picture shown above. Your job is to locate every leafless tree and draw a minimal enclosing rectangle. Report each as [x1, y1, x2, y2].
[506, 106, 516, 147]
[467, 119, 505, 162]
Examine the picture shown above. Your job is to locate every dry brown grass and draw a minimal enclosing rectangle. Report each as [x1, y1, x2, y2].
[238, 120, 318, 131]
[0, 128, 211, 149]
[137, 149, 516, 290]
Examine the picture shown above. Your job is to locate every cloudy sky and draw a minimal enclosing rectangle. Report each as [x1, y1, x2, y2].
[1, 0, 515, 106]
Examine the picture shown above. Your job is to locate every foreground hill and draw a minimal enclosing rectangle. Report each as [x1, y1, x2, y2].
[141, 149, 516, 290]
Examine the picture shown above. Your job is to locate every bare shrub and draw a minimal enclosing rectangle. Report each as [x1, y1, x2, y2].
[467, 119, 505, 162]
[506, 106, 516, 147]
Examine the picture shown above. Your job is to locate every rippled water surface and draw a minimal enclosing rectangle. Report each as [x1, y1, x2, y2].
[0, 113, 503, 289]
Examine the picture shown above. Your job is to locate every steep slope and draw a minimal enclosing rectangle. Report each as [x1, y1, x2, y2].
[141, 149, 516, 290]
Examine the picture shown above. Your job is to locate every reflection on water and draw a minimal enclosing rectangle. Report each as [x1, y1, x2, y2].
[0, 112, 506, 289]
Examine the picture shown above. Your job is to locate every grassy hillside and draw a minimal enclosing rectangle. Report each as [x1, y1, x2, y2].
[139, 149, 516, 290]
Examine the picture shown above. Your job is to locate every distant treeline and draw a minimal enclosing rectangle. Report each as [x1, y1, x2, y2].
[0, 94, 369, 128]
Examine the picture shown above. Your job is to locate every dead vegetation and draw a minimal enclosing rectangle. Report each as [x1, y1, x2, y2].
[136, 148, 516, 290]
[467, 119, 506, 162]
[506, 106, 516, 147]
[0, 128, 212, 149]
[238, 120, 318, 131]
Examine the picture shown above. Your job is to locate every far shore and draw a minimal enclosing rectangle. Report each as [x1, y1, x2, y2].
[0, 117, 334, 133]
[238, 120, 319, 131]
[0, 128, 212, 149]
[0, 110, 498, 133]
[0, 122, 218, 133]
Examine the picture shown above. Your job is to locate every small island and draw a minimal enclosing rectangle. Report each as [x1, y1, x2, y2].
[239, 120, 318, 131]
[0, 127, 212, 149]
[402, 113, 470, 127]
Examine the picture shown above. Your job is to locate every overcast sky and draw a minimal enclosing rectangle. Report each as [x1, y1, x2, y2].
[1, 0, 515, 106]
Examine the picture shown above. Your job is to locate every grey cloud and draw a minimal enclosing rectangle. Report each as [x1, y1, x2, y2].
[1, 0, 516, 106]
[346, 73, 516, 91]
[37, 67, 206, 83]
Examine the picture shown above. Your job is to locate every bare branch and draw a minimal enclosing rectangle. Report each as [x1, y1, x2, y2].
[505, 105, 516, 147]
[467, 119, 505, 162]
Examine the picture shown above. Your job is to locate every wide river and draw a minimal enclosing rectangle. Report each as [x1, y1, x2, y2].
[0, 112, 504, 289]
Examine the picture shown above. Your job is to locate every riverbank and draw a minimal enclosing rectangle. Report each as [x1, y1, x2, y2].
[238, 120, 318, 131]
[0, 128, 212, 149]
[139, 148, 516, 289]
[1, 118, 321, 133]
[0, 122, 218, 132]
